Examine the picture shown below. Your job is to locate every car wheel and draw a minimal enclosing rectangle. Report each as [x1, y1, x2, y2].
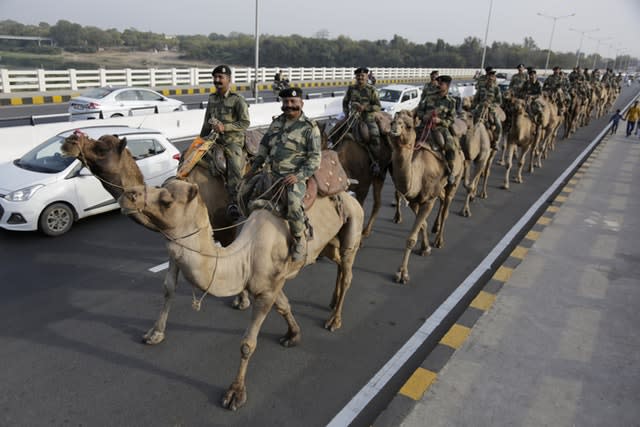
[39, 203, 74, 236]
[110, 113, 124, 118]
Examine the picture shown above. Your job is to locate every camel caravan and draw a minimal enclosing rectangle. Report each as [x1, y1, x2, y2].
[60, 64, 622, 410]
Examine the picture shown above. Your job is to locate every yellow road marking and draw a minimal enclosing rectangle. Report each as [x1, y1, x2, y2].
[10, 98, 23, 105]
[562, 186, 574, 193]
[52, 95, 63, 103]
[526, 230, 541, 240]
[32, 96, 44, 104]
[399, 368, 437, 400]
[546, 206, 560, 213]
[555, 195, 568, 203]
[537, 217, 552, 226]
[493, 266, 514, 282]
[510, 246, 529, 260]
[440, 324, 471, 349]
[470, 291, 497, 311]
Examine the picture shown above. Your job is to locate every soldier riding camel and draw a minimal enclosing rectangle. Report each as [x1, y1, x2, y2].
[342, 67, 384, 176]
[471, 66, 503, 149]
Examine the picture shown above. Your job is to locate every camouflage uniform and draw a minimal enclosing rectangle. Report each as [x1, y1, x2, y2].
[472, 80, 503, 147]
[342, 83, 382, 167]
[423, 93, 458, 181]
[250, 113, 321, 243]
[509, 72, 527, 97]
[522, 79, 544, 123]
[200, 90, 250, 204]
[543, 73, 566, 114]
[416, 81, 441, 115]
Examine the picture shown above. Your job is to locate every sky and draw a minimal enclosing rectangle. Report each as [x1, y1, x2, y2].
[2, 0, 639, 60]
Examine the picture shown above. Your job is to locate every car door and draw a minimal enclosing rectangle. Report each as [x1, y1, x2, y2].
[125, 137, 169, 185]
[137, 89, 166, 113]
[71, 163, 117, 218]
[114, 89, 143, 116]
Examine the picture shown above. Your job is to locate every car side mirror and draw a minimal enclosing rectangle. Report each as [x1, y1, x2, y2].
[401, 95, 410, 102]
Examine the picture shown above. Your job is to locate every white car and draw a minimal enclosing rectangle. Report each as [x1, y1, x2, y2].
[69, 86, 187, 121]
[378, 84, 422, 114]
[0, 125, 180, 236]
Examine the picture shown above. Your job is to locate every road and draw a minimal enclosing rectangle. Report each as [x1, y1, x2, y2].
[1, 86, 636, 427]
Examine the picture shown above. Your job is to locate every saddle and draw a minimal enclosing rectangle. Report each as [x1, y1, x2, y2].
[176, 136, 224, 179]
[244, 128, 266, 156]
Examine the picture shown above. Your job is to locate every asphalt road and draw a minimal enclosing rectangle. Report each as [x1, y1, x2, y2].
[1, 86, 637, 427]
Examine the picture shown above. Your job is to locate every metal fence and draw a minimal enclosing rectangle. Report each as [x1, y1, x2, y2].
[0, 67, 505, 93]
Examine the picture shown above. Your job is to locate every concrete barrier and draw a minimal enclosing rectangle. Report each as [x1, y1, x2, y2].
[0, 97, 343, 163]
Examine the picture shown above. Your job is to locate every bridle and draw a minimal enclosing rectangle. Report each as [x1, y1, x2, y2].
[66, 131, 126, 191]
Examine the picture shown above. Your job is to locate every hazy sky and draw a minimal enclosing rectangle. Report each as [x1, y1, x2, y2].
[2, 0, 639, 59]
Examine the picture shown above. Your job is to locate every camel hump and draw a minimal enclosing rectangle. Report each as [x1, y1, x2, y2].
[450, 117, 468, 138]
[313, 150, 350, 196]
[494, 105, 506, 122]
[245, 128, 266, 156]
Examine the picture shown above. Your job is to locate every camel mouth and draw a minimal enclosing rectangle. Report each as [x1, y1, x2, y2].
[390, 130, 402, 137]
[120, 207, 140, 216]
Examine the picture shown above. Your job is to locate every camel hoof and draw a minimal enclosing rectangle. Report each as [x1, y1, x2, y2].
[279, 331, 301, 347]
[419, 246, 432, 257]
[222, 382, 247, 411]
[480, 191, 488, 199]
[502, 184, 510, 190]
[460, 208, 470, 218]
[142, 329, 165, 345]
[231, 294, 251, 310]
[393, 215, 402, 224]
[434, 239, 444, 249]
[324, 316, 342, 332]
[515, 178, 523, 184]
[395, 270, 410, 284]
[361, 229, 372, 238]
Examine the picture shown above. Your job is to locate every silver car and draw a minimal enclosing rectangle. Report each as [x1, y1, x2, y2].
[68, 86, 186, 121]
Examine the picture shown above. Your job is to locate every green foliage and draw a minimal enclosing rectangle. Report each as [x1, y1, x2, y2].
[0, 19, 637, 70]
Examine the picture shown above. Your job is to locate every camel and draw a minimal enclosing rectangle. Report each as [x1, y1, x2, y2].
[388, 110, 464, 284]
[326, 113, 393, 238]
[459, 112, 494, 217]
[61, 132, 252, 310]
[564, 87, 584, 139]
[118, 179, 364, 410]
[534, 93, 563, 165]
[502, 98, 537, 189]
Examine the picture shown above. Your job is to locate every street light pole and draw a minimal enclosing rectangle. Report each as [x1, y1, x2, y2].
[480, 0, 494, 71]
[569, 27, 599, 67]
[537, 12, 575, 73]
[589, 36, 612, 70]
[253, 0, 260, 104]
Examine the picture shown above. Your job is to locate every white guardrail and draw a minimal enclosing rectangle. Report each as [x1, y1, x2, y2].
[0, 97, 344, 163]
[0, 67, 530, 93]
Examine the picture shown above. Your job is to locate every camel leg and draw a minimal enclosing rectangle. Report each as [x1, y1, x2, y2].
[362, 176, 384, 237]
[434, 182, 459, 248]
[461, 158, 485, 217]
[480, 149, 497, 198]
[503, 144, 516, 189]
[222, 289, 278, 411]
[325, 245, 357, 331]
[274, 290, 302, 347]
[393, 190, 403, 224]
[143, 259, 179, 345]
[516, 145, 532, 184]
[395, 199, 436, 284]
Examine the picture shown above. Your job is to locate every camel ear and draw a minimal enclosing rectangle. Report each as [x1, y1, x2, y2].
[116, 136, 128, 154]
[186, 183, 199, 203]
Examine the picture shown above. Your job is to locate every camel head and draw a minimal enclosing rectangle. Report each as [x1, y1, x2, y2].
[511, 98, 527, 116]
[62, 133, 133, 176]
[118, 180, 204, 232]
[389, 110, 418, 150]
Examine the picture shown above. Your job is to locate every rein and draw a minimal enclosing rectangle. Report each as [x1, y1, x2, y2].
[72, 139, 127, 191]
[327, 111, 360, 149]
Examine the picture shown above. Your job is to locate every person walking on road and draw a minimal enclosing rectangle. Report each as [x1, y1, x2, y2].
[623, 101, 640, 137]
[609, 109, 623, 135]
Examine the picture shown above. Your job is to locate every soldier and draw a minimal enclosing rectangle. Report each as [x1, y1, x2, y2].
[418, 75, 458, 184]
[543, 66, 566, 115]
[417, 70, 440, 109]
[475, 66, 495, 90]
[521, 69, 544, 124]
[591, 69, 602, 83]
[472, 67, 502, 148]
[342, 67, 383, 175]
[248, 87, 321, 261]
[200, 64, 250, 220]
[509, 63, 527, 95]
[568, 66, 585, 84]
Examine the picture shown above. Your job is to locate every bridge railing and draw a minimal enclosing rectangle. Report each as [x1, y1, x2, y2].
[0, 67, 511, 94]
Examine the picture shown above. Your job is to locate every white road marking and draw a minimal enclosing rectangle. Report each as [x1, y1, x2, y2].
[149, 262, 169, 273]
[326, 93, 640, 427]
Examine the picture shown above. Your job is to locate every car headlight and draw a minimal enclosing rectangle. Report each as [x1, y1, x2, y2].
[4, 184, 45, 201]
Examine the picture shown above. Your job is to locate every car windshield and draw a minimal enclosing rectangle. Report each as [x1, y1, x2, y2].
[15, 135, 76, 173]
[80, 87, 116, 99]
[378, 89, 402, 102]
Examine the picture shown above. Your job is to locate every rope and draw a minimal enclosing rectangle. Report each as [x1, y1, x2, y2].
[327, 111, 360, 149]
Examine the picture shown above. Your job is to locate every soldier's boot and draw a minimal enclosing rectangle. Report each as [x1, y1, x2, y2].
[492, 118, 503, 150]
[367, 136, 382, 177]
[291, 234, 307, 262]
[445, 150, 456, 185]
